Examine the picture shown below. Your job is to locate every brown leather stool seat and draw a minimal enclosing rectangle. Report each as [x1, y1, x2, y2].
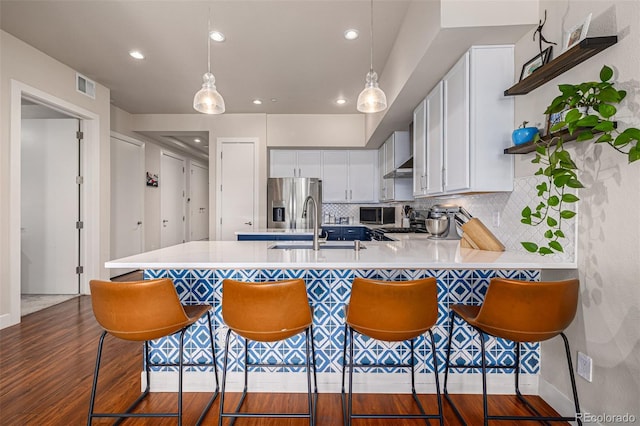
[87, 278, 218, 425]
[342, 277, 443, 425]
[443, 277, 582, 426]
[219, 278, 318, 425]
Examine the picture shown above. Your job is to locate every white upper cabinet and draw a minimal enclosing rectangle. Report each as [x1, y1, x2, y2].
[269, 149, 322, 178]
[414, 45, 514, 198]
[379, 131, 413, 202]
[413, 99, 427, 197]
[347, 150, 377, 203]
[321, 150, 377, 203]
[443, 53, 470, 193]
[426, 81, 444, 195]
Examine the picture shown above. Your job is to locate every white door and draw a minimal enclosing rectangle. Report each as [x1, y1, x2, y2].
[426, 81, 444, 195]
[219, 140, 255, 240]
[160, 152, 186, 247]
[110, 135, 144, 277]
[348, 150, 376, 202]
[321, 150, 349, 202]
[21, 118, 79, 294]
[443, 52, 471, 193]
[190, 162, 209, 241]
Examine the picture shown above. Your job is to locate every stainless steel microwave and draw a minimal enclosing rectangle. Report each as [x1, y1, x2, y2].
[359, 207, 395, 225]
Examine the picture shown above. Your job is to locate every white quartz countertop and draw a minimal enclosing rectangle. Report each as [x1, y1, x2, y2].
[105, 240, 576, 270]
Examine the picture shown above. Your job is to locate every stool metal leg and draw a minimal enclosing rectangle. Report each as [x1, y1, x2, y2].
[195, 311, 220, 426]
[343, 326, 443, 425]
[219, 328, 317, 425]
[443, 311, 467, 425]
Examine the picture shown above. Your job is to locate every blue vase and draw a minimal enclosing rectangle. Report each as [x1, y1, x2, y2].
[512, 127, 539, 145]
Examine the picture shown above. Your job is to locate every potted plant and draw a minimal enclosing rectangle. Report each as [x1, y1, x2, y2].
[521, 65, 640, 255]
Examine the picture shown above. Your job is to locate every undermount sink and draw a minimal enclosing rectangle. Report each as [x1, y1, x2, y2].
[269, 241, 366, 250]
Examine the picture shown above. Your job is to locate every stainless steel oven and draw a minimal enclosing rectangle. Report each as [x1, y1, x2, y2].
[359, 207, 395, 225]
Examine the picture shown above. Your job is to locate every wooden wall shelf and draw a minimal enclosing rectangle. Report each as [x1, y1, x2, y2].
[504, 122, 617, 154]
[504, 36, 618, 96]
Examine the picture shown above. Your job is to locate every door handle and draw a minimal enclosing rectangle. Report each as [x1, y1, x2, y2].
[244, 221, 253, 226]
[162, 220, 169, 227]
[137, 221, 142, 225]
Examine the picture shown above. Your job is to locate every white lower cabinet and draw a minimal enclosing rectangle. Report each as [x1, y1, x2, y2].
[322, 150, 376, 203]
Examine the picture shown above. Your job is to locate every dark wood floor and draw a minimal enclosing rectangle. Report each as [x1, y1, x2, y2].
[0, 295, 566, 425]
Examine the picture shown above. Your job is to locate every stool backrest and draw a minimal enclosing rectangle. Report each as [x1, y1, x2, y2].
[346, 277, 438, 341]
[222, 279, 312, 342]
[90, 278, 191, 341]
[475, 278, 579, 342]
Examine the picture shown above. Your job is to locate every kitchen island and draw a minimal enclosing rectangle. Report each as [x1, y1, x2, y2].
[105, 239, 575, 394]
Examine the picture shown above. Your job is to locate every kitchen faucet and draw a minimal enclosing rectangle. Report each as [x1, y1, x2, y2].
[302, 195, 320, 250]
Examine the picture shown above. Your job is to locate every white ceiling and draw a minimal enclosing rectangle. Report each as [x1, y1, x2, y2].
[1, 0, 411, 116]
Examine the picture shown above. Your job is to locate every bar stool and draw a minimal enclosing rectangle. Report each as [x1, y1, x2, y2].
[443, 277, 581, 426]
[87, 278, 219, 425]
[219, 278, 318, 425]
[342, 277, 444, 426]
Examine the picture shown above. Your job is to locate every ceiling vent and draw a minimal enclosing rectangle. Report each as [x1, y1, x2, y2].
[76, 73, 96, 99]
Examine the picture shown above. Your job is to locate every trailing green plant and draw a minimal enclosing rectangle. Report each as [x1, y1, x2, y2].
[521, 65, 640, 255]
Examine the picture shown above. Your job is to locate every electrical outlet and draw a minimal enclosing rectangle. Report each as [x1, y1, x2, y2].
[577, 351, 593, 382]
[492, 211, 501, 227]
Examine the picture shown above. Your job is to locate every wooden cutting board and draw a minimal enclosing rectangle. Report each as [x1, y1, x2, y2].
[460, 218, 505, 252]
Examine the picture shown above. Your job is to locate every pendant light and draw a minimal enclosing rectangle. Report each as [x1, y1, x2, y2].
[357, 0, 387, 113]
[193, 10, 225, 114]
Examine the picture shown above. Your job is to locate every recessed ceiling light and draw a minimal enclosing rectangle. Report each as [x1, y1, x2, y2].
[271, 98, 277, 102]
[344, 29, 359, 40]
[336, 98, 347, 105]
[194, 138, 202, 143]
[253, 99, 263, 105]
[209, 31, 226, 42]
[129, 50, 144, 60]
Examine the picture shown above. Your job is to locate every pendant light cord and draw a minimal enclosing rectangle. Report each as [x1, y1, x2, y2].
[207, 8, 211, 74]
[369, 0, 374, 73]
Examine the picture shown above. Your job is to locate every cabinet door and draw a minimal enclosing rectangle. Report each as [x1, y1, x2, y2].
[297, 150, 322, 178]
[348, 150, 377, 202]
[443, 52, 470, 192]
[269, 150, 297, 177]
[321, 151, 349, 202]
[377, 145, 386, 201]
[426, 81, 444, 195]
[322, 226, 342, 241]
[413, 99, 427, 197]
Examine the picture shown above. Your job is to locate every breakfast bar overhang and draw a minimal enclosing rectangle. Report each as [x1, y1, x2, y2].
[105, 239, 576, 395]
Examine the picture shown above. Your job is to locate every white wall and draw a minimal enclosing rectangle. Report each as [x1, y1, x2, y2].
[266, 114, 364, 147]
[0, 30, 111, 327]
[514, 1, 640, 417]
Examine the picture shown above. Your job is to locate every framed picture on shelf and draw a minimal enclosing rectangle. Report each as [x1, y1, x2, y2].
[519, 46, 553, 81]
[545, 109, 568, 136]
[563, 13, 592, 51]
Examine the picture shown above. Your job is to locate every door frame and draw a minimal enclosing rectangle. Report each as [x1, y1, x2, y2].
[4, 80, 100, 328]
[215, 137, 259, 241]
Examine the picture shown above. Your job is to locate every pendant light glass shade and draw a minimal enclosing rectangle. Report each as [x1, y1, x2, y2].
[357, 70, 387, 113]
[193, 72, 225, 114]
[357, 0, 387, 114]
[193, 10, 225, 114]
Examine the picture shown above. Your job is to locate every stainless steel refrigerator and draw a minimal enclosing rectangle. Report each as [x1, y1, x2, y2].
[267, 178, 322, 229]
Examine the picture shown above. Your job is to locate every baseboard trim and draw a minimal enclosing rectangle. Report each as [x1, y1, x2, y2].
[539, 377, 586, 425]
[145, 371, 539, 394]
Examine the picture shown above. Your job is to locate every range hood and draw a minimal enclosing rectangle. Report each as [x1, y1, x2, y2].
[383, 157, 413, 179]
